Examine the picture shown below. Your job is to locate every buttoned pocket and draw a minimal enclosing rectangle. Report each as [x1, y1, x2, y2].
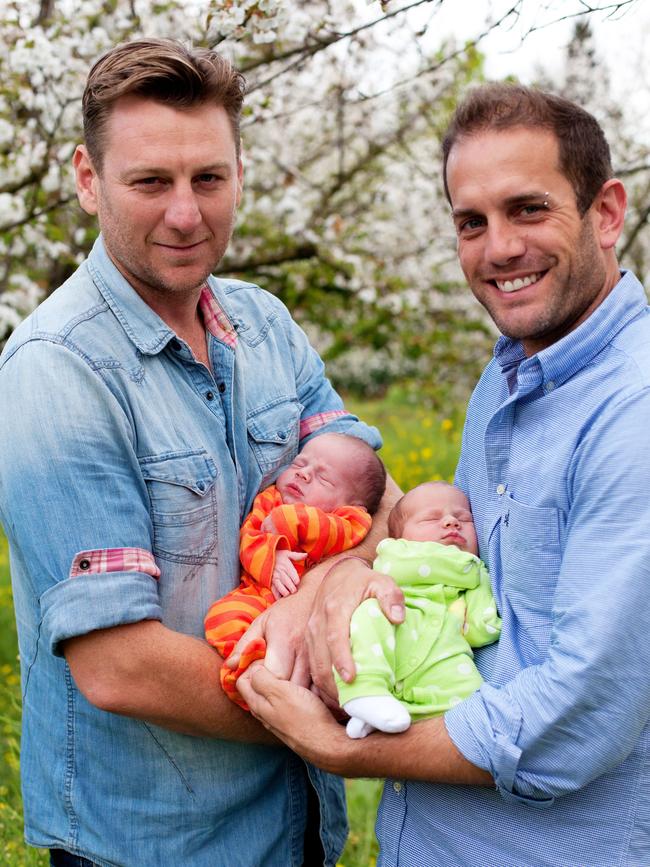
[247, 398, 301, 487]
[500, 494, 564, 648]
[139, 450, 219, 564]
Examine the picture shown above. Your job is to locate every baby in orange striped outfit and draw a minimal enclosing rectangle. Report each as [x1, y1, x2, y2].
[204, 433, 386, 709]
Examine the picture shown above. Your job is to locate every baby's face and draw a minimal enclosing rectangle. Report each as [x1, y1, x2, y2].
[399, 483, 478, 555]
[276, 435, 357, 512]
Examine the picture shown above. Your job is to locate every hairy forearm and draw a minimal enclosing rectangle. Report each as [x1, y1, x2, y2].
[237, 666, 493, 786]
[326, 716, 493, 785]
[64, 620, 276, 743]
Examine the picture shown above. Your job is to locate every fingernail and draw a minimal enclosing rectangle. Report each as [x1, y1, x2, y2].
[391, 605, 404, 621]
[339, 668, 350, 682]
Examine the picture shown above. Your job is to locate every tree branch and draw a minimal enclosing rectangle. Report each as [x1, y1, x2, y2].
[216, 242, 318, 274]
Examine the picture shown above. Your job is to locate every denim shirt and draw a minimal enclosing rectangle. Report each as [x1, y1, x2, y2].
[0, 236, 381, 866]
[376, 272, 650, 866]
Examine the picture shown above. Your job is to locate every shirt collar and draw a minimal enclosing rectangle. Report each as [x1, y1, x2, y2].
[87, 235, 238, 354]
[494, 270, 647, 394]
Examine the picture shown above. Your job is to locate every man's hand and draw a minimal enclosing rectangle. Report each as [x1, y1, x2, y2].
[271, 550, 308, 599]
[237, 663, 493, 786]
[237, 663, 349, 772]
[225, 576, 317, 687]
[306, 558, 406, 705]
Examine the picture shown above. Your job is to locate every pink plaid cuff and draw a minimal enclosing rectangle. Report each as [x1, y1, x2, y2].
[199, 286, 237, 348]
[69, 548, 161, 579]
[299, 410, 348, 440]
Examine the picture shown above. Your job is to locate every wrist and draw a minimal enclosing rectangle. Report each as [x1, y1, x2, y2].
[322, 555, 372, 582]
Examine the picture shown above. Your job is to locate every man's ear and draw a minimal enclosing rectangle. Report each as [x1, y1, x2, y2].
[593, 178, 626, 251]
[73, 145, 99, 216]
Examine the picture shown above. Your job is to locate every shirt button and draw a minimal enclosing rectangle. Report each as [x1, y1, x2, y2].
[395, 680, 404, 691]
[205, 391, 214, 401]
[393, 781, 402, 793]
[218, 382, 226, 394]
[496, 483, 506, 495]
[544, 380, 556, 392]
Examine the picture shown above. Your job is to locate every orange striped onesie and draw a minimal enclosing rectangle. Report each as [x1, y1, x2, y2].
[204, 484, 371, 709]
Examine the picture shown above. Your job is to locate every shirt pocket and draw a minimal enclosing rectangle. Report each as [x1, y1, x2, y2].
[499, 494, 564, 636]
[139, 449, 219, 564]
[247, 398, 302, 488]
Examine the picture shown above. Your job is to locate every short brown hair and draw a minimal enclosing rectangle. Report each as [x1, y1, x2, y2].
[335, 435, 386, 515]
[82, 39, 246, 170]
[442, 83, 612, 215]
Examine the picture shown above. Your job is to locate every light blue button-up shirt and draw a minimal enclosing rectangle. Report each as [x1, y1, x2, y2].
[0, 236, 381, 866]
[376, 271, 650, 866]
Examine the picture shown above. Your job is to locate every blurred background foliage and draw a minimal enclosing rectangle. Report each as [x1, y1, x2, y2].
[1, 1, 646, 408]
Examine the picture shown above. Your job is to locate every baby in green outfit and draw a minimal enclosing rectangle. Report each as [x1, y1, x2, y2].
[337, 481, 502, 739]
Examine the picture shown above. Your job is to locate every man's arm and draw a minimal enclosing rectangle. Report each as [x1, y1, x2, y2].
[0, 343, 275, 743]
[237, 665, 493, 784]
[63, 621, 275, 742]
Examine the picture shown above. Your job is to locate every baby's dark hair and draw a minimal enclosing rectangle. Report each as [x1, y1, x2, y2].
[338, 434, 386, 514]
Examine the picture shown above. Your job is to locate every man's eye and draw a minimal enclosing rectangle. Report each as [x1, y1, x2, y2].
[519, 203, 548, 218]
[457, 217, 485, 236]
[195, 173, 223, 185]
[136, 177, 163, 186]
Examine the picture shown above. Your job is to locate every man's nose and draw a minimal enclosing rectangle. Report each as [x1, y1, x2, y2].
[164, 184, 202, 234]
[484, 220, 526, 266]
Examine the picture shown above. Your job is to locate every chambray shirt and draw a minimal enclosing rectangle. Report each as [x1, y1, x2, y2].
[377, 271, 650, 866]
[0, 236, 381, 867]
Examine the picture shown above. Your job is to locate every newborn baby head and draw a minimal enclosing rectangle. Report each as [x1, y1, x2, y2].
[387, 481, 478, 555]
[276, 433, 386, 514]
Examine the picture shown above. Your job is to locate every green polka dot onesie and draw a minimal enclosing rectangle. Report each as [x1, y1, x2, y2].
[336, 538, 502, 720]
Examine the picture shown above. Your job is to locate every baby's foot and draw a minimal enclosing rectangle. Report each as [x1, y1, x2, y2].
[343, 696, 411, 738]
[345, 717, 377, 739]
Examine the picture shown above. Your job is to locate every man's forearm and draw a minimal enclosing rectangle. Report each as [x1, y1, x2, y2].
[237, 666, 493, 786]
[64, 620, 276, 743]
[326, 715, 493, 785]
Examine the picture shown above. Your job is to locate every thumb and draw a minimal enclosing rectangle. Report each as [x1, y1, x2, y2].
[286, 552, 308, 561]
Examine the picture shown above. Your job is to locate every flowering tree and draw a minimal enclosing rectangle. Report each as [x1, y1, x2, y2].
[0, 0, 643, 400]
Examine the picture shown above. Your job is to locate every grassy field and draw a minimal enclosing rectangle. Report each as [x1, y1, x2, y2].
[0, 391, 464, 867]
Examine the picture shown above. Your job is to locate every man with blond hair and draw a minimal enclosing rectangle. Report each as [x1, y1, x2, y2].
[0, 39, 384, 866]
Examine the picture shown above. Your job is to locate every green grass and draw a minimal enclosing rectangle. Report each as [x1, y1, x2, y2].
[0, 391, 464, 866]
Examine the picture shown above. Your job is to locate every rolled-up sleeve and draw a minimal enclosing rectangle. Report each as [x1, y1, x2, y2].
[0, 340, 163, 654]
[446, 390, 650, 804]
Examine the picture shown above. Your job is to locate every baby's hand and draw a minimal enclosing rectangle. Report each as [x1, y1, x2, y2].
[271, 550, 308, 599]
[261, 514, 278, 535]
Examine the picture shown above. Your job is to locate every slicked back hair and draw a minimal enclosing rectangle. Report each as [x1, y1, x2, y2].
[442, 82, 612, 215]
[82, 38, 246, 171]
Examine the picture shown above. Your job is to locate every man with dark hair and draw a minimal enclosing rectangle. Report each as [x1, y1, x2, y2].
[239, 83, 650, 865]
[0, 39, 386, 866]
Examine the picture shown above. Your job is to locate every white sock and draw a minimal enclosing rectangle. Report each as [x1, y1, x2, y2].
[345, 717, 376, 739]
[343, 696, 411, 738]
